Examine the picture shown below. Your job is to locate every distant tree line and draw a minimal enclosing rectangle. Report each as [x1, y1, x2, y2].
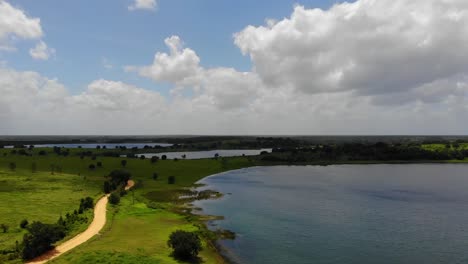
[259, 142, 468, 163]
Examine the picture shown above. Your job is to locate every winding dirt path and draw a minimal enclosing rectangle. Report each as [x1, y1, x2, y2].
[27, 180, 135, 264]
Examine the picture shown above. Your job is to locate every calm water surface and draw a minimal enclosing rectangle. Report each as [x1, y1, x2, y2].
[194, 165, 468, 264]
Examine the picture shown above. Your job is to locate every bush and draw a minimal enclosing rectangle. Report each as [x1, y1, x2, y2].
[97, 161, 102, 167]
[109, 192, 120, 205]
[168, 176, 176, 184]
[108, 170, 131, 186]
[161, 155, 167, 160]
[20, 219, 29, 229]
[89, 164, 96, 170]
[121, 160, 127, 167]
[152, 172, 159, 180]
[22, 222, 66, 260]
[167, 230, 202, 260]
[151, 156, 159, 163]
[103, 181, 112, 194]
[1, 224, 8, 233]
[79, 197, 94, 212]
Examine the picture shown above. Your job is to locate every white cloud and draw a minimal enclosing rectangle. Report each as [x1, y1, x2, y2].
[0, 1, 43, 50]
[234, 0, 468, 101]
[1, 64, 468, 135]
[128, 0, 157, 11]
[3, 0, 468, 134]
[127, 36, 262, 110]
[29, 41, 55, 60]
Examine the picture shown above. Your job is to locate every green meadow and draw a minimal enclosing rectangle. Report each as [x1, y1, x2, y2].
[0, 148, 252, 263]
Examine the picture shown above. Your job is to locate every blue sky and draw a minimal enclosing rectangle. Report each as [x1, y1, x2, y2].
[1, 0, 467, 135]
[4, 0, 340, 95]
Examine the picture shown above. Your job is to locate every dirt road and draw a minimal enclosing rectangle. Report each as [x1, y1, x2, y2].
[27, 180, 135, 264]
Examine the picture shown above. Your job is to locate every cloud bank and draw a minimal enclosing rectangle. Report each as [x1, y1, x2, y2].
[2, 0, 468, 134]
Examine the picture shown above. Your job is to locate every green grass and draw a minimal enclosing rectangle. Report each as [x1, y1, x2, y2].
[50, 197, 223, 264]
[0, 169, 101, 255]
[0, 149, 252, 263]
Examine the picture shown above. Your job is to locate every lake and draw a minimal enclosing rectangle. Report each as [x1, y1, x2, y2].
[194, 165, 468, 264]
[5, 143, 173, 149]
[139, 149, 271, 160]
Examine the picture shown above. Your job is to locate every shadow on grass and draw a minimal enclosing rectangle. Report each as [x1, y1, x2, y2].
[170, 253, 204, 264]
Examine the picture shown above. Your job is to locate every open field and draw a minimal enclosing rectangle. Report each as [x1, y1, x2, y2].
[0, 148, 253, 263]
[3, 141, 468, 263]
[0, 169, 100, 261]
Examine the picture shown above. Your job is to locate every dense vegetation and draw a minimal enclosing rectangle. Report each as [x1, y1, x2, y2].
[1, 136, 468, 263]
[257, 142, 468, 163]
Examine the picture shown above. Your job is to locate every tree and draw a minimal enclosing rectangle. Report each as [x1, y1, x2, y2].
[22, 222, 66, 260]
[20, 219, 29, 229]
[108, 170, 131, 185]
[121, 160, 127, 167]
[103, 181, 112, 194]
[109, 192, 120, 205]
[79, 197, 94, 212]
[9, 162, 16, 171]
[167, 230, 202, 260]
[168, 176, 176, 184]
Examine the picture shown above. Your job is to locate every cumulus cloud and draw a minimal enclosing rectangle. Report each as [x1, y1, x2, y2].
[0, 1, 43, 50]
[234, 0, 468, 101]
[29, 41, 55, 60]
[127, 36, 262, 110]
[3, 0, 468, 135]
[1, 64, 468, 135]
[128, 0, 157, 11]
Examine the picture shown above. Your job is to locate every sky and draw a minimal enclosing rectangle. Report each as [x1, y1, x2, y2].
[1, 0, 468, 135]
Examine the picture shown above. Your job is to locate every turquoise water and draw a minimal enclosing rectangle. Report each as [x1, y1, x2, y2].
[194, 165, 468, 264]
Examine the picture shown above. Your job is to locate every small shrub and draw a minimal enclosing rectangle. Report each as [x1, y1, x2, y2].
[109, 192, 120, 205]
[152, 172, 159, 180]
[89, 164, 96, 170]
[20, 219, 29, 229]
[168, 176, 176, 184]
[150, 156, 159, 163]
[161, 155, 167, 160]
[1, 224, 9, 233]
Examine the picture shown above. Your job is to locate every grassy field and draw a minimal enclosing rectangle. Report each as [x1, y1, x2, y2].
[0, 148, 253, 263]
[0, 168, 100, 262]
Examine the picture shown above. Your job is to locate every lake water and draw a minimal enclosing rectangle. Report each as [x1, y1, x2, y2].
[139, 149, 271, 160]
[194, 165, 468, 264]
[5, 143, 173, 149]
